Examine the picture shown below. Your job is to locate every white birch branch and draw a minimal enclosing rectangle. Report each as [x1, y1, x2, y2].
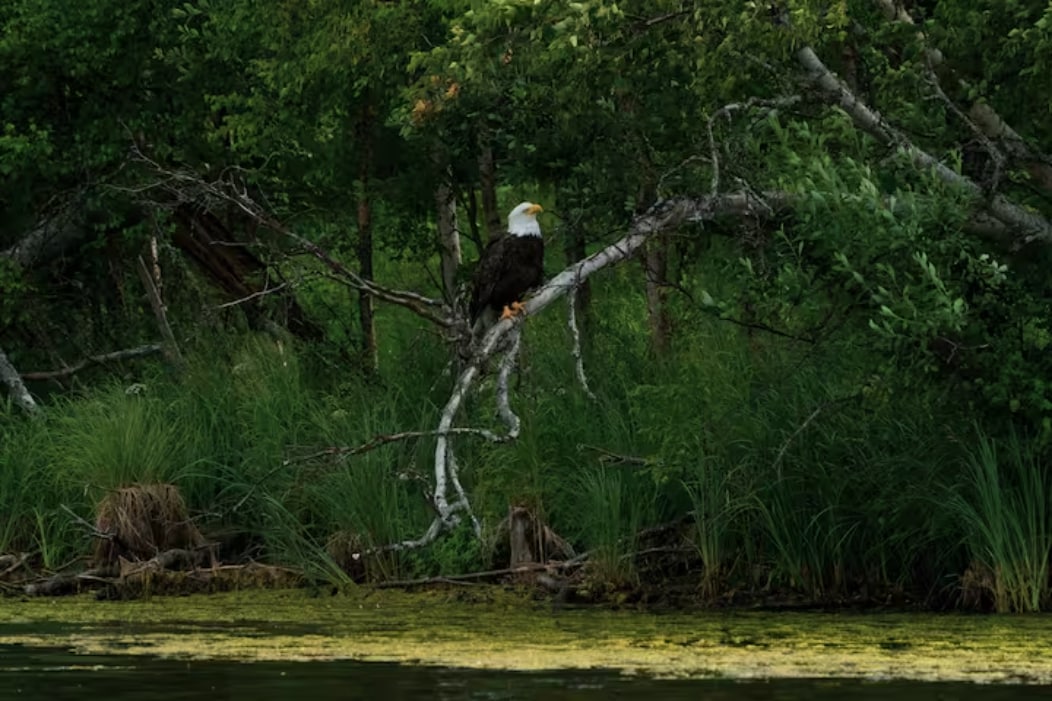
[797, 46, 1052, 247]
[495, 328, 523, 440]
[567, 286, 596, 401]
[871, 0, 1052, 196]
[412, 194, 776, 548]
[0, 346, 38, 414]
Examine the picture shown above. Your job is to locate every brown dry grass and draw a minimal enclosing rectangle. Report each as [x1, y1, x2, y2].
[93, 483, 207, 566]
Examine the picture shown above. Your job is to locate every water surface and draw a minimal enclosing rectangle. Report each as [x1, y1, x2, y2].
[1, 589, 1050, 698]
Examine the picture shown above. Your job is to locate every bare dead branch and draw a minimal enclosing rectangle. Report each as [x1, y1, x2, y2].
[136, 256, 184, 369]
[124, 149, 453, 328]
[567, 285, 597, 401]
[20, 345, 163, 381]
[372, 559, 584, 588]
[214, 281, 291, 309]
[706, 96, 802, 197]
[286, 427, 513, 465]
[578, 443, 651, 467]
[495, 328, 523, 439]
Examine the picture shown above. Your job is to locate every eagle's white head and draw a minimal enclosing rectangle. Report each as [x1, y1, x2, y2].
[507, 202, 543, 238]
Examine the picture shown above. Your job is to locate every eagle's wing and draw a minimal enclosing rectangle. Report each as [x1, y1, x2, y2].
[469, 236, 510, 321]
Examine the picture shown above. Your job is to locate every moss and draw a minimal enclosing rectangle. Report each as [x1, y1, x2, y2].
[1, 589, 1051, 682]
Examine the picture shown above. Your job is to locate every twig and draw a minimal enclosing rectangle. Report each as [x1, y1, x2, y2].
[0, 553, 28, 578]
[285, 427, 513, 465]
[773, 406, 823, 480]
[20, 344, 163, 381]
[214, 281, 291, 309]
[705, 97, 802, 197]
[578, 443, 651, 466]
[60, 504, 114, 541]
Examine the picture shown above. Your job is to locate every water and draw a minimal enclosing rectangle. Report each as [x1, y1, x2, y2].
[2, 590, 1052, 699]
[3, 648, 1051, 701]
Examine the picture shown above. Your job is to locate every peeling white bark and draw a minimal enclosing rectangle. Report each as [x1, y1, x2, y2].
[567, 286, 596, 401]
[0, 347, 38, 414]
[495, 329, 522, 440]
[411, 194, 785, 547]
[797, 46, 1052, 246]
[1, 202, 86, 269]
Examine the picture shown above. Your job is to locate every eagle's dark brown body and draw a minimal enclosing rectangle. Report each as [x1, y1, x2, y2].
[469, 235, 544, 323]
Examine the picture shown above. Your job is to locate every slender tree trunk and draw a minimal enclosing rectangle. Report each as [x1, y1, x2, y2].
[638, 181, 669, 355]
[357, 110, 378, 372]
[563, 224, 591, 321]
[478, 139, 502, 242]
[436, 171, 461, 305]
[465, 188, 482, 252]
[644, 234, 671, 355]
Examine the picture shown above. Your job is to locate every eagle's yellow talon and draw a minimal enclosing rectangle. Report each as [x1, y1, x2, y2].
[501, 301, 527, 320]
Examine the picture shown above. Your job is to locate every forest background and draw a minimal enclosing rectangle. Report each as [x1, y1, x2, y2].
[3, 0, 1052, 612]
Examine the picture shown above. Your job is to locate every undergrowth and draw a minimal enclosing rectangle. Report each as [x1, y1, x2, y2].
[0, 272, 1042, 610]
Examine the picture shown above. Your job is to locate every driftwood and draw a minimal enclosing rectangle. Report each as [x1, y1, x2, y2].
[0, 553, 29, 579]
[372, 560, 585, 590]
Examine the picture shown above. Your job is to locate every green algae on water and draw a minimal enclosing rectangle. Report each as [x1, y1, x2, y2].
[1, 590, 1050, 683]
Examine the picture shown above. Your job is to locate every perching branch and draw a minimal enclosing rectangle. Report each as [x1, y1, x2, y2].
[410, 194, 779, 549]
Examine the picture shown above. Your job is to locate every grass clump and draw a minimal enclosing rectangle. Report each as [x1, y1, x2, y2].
[946, 429, 1052, 612]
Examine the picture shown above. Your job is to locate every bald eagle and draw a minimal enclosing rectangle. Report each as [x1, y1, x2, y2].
[469, 202, 544, 330]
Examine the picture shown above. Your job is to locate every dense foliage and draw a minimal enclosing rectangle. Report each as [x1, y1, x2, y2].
[3, 0, 1052, 610]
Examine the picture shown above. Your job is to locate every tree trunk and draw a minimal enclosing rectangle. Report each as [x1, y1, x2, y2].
[644, 235, 671, 355]
[638, 182, 669, 355]
[478, 141, 502, 242]
[357, 108, 378, 372]
[435, 170, 461, 305]
[563, 224, 591, 321]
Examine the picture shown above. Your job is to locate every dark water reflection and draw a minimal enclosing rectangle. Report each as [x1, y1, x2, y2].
[3, 647, 1050, 701]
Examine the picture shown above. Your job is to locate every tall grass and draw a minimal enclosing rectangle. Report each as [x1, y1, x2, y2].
[45, 385, 185, 490]
[0, 264, 1027, 607]
[0, 418, 52, 555]
[569, 465, 658, 587]
[946, 429, 1052, 612]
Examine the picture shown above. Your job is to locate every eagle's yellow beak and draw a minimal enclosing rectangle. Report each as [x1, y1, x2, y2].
[526, 203, 544, 216]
